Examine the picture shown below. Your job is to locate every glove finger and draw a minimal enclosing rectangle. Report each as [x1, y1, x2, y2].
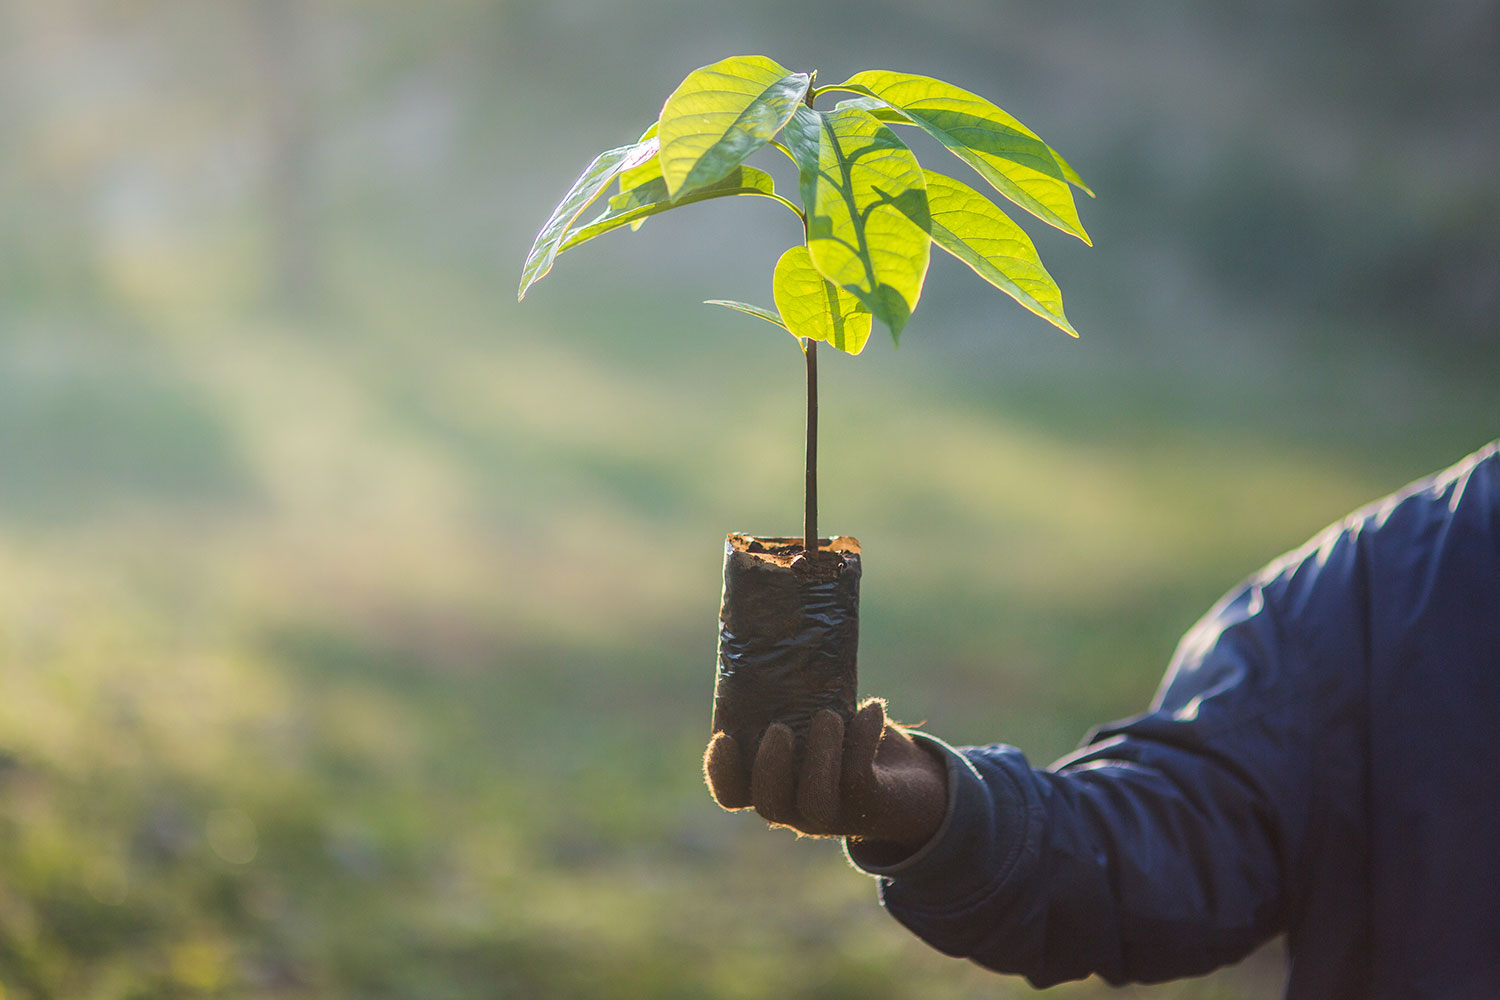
[843, 697, 887, 804]
[796, 710, 844, 833]
[703, 731, 751, 809]
[751, 723, 799, 825]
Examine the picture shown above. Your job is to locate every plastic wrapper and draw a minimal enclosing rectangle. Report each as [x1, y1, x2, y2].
[711, 533, 861, 757]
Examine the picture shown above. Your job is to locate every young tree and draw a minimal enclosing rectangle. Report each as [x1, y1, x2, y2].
[520, 55, 1092, 556]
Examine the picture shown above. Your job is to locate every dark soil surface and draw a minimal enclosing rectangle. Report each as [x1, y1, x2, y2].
[729, 533, 859, 582]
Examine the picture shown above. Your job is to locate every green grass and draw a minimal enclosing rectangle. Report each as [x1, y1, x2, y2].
[0, 219, 1492, 998]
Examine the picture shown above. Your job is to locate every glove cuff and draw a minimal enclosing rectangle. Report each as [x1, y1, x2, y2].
[842, 731, 962, 870]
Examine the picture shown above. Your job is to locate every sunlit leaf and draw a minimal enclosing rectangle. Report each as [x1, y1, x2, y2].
[658, 55, 810, 199]
[772, 245, 873, 355]
[781, 104, 929, 340]
[619, 136, 663, 195]
[558, 166, 778, 252]
[829, 71, 1091, 244]
[703, 299, 788, 330]
[1051, 147, 1095, 199]
[831, 95, 913, 125]
[616, 125, 666, 231]
[518, 139, 655, 301]
[919, 170, 1077, 337]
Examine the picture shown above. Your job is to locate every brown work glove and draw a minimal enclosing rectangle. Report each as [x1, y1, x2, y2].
[703, 697, 949, 853]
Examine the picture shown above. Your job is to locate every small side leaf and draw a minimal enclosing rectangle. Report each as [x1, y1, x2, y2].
[558, 166, 778, 253]
[703, 299, 788, 330]
[830, 71, 1091, 244]
[772, 245, 873, 356]
[518, 139, 655, 300]
[658, 55, 810, 199]
[920, 170, 1077, 337]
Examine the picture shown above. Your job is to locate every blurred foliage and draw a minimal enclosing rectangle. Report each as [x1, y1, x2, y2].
[0, 0, 1495, 997]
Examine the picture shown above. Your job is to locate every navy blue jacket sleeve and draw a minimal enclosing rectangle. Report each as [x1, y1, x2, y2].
[845, 452, 1428, 987]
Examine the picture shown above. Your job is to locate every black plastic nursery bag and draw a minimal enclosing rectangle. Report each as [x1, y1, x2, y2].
[711, 534, 861, 757]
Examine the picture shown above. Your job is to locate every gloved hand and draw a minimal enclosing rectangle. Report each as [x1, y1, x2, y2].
[703, 697, 949, 853]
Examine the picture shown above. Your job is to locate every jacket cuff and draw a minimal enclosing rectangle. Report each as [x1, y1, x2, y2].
[843, 734, 1029, 899]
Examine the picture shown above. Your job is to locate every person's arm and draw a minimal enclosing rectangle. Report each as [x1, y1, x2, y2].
[856, 542, 1365, 986]
[708, 532, 1363, 986]
[708, 443, 1495, 987]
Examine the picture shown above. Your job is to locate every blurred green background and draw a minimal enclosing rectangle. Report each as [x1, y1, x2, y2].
[1, 1, 1495, 996]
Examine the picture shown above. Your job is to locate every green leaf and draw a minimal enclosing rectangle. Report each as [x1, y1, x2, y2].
[616, 125, 665, 231]
[920, 170, 1077, 337]
[830, 71, 1091, 244]
[1051, 147, 1095, 199]
[518, 139, 655, 301]
[658, 55, 810, 199]
[781, 104, 930, 340]
[558, 166, 779, 253]
[772, 245, 873, 356]
[831, 95, 914, 125]
[703, 299, 788, 330]
[619, 136, 662, 195]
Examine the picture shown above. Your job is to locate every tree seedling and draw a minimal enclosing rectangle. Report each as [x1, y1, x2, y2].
[519, 54, 1092, 558]
[519, 55, 1092, 748]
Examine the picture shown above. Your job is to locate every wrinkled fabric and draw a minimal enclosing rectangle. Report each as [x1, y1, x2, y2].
[850, 441, 1500, 998]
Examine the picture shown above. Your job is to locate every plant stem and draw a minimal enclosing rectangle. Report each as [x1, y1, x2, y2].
[802, 78, 819, 557]
[804, 338, 818, 555]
